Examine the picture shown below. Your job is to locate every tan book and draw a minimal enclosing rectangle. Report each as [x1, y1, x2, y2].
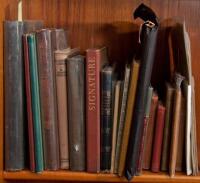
[118, 60, 140, 176]
[110, 81, 121, 173]
[54, 48, 79, 169]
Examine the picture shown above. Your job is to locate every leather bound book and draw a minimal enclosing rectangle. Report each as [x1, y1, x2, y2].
[27, 34, 44, 172]
[67, 55, 85, 171]
[143, 93, 159, 171]
[4, 21, 25, 171]
[169, 73, 184, 177]
[151, 103, 166, 172]
[86, 47, 108, 173]
[136, 86, 153, 175]
[118, 60, 140, 176]
[125, 4, 159, 180]
[110, 81, 121, 173]
[101, 66, 113, 171]
[54, 48, 79, 170]
[51, 29, 68, 50]
[176, 96, 186, 172]
[36, 29, 59, 170]
[161, 83, 175, 171]
[114, 65, 131, 174]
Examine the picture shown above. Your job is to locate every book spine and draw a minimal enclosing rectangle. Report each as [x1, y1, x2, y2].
[36, 29, 60, 170]
[54, 52, 69, 169]
[151, 103, 166, 172]
[23, 35, 35, 172]
[161, 84, 174, 171]
[51, 29, 68, 50]
[142, 93, 158, 169]
[86, 50, 100, 172]
[4, 21, 25, 171]
[114, 66, 130, 174]
[101, 67, 113, 171]
[110, 81, 121, 173]
[136, 86, 153, 175]
[27, 34, 44, 172]
[118, 61, 140, 176]
[67, 55, 86, 171]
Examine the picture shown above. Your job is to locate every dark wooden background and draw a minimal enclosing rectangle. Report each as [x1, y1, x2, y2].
[1, 0, 200, 182]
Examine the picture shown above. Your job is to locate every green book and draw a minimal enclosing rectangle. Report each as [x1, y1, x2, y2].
[27, 33, 44, 172]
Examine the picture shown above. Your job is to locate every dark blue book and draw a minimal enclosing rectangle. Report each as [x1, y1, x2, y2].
[100, 66, 113, 171]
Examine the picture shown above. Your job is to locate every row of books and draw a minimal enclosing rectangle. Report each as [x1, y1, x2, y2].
[4, 4, 198, 181]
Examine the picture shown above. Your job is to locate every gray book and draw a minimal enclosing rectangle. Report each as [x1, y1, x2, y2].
[67, 55, 85, 171]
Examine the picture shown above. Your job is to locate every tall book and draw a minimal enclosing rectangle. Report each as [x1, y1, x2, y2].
[86, 47, 108, 172]
[142, 93, 158, 170]
[118, 60, 140, 176]
[101, 66, 113, 171]
[114, 65, 131, 174]
[36, 29, 59, 170]
[54, 48, 79, 170]
[27, 33, 44, 172]
[110, 81, 121, 173]
[136, 86, 153, 175]
[124, 4, 159, 180]
[67, 55, 85, 171]
[161, 83, 175, 171]
[151, 103, 166, 172]
[4, 20, 43, 171]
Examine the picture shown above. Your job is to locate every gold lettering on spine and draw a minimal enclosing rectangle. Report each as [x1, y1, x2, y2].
[88, 55, 96, 111]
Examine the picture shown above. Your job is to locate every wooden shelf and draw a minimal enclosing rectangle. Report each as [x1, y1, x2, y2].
[3, 170, 200, 182]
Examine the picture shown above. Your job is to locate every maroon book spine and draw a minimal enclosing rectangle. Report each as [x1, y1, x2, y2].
[151, 103, 166, 172]
[23, 34, 35, 171]
[86, 47, 107, 172]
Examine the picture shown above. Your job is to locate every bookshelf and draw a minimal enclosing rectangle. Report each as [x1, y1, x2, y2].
[1, 0, 200, 182]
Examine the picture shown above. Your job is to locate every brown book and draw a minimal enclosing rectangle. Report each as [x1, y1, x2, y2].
[169, 73, 184, 177]
[176, 96, 186, 172]
[118, 60, 140, 176]
[142, 92, 159, 170]
[151, 102, 166, 172]
[36, 29, 60, 170]
[110, 81, 121, 173]
[161, 83, 175, 171]
[54, 48, 79, 169]
[86, 47, 108, 172]
[136, 86, 153, 175]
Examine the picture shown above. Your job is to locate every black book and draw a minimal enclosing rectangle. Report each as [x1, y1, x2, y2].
[124, 4, 159, 180]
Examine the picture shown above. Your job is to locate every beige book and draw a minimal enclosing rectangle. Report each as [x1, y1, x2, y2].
[110, 81, 121, 173]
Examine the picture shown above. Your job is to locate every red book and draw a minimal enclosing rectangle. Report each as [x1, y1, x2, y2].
[151, 103, 166, 172]
[23, 35, 35, 171]
[86, 47, 108, 172]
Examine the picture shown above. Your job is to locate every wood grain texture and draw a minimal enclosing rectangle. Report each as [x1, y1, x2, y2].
[1, 0, 200, 182]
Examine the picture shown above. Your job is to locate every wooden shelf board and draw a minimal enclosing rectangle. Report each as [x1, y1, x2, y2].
[3, 170, 200, 182]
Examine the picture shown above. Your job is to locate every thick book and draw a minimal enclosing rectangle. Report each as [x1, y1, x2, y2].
[36, 29, 59, 170]
[161, 83, 175, 171]
[27, 33, 44, 172]
[101, 66, 114, 171]
[114, 65, 131, 174]
[54, 48, 79, 170]
[151, 103, 166, 172]
[86, 47, 108, 172]
[136, 86, 153, 175]
[125, 4, 159, 180]
[169, 73, 184, 177]
[110, 81, 121, 173]
[67, 55, 85, 171]
[4, 20, 42, 171]
[118, 60, 140, 176]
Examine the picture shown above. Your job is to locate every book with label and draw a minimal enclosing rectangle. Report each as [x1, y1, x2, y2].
[86, 47, 108, 172]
